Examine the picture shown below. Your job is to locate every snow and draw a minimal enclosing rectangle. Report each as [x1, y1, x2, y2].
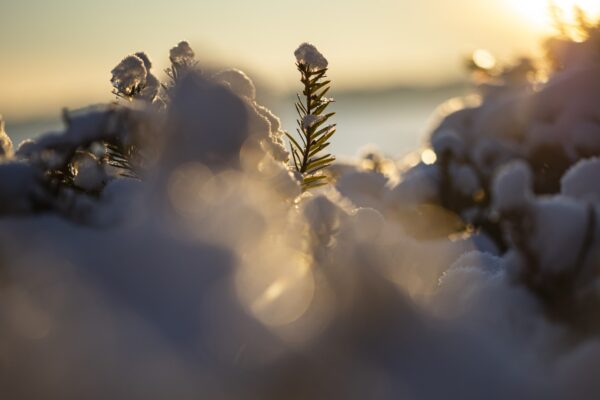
[213, 68, 256, 100]
[302, 114, 325, 130]
[351, 207, 385, 241]
[110, 55, 148, 97]
[561, 157, 600, 202]
[294, 42, 328, 70]
[431, 129, 465, 159]
[528, 196, 588, 274]
[385, 163, 439, 206]
[165, 72, 253, 169]
[134, 51, 153, 69]
[2, 32, 600, 399]
[169, 41, 195, 66]
[72, 152, 106, 192]
[450, 163, 480, 197]
[492, 160, 533, 212]
[336, 169, 389, 210]
[140, 72, 161, 102]
[0, 162, 44, 214]
[109, 52, 160, 102]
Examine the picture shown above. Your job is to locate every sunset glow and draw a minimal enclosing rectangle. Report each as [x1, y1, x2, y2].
[507, 0, 600, 31]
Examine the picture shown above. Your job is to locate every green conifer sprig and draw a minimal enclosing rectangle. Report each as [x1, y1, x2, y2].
[286, 62, 336, 191]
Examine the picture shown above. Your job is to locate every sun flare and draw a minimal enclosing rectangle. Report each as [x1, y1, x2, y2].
[507, 0, 600, 31]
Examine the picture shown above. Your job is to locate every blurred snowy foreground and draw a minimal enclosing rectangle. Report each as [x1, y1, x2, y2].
[1, 37, 600, 399]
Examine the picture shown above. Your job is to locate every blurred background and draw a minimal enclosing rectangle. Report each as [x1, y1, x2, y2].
[1, 0, 599, 157]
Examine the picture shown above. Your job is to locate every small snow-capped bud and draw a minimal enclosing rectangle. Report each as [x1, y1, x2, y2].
[110, 55, 147, 97]
[213, 68, 256, 99]
[431, 129, 464, 159]
[169, 41, 195, 66]
[302, 114, 325, 130]
[126, 52, 159, 102]
[294, 43, 328, 71]
[492, 160, 533, 212]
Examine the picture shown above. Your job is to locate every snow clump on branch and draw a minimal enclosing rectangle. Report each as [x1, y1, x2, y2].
[110, 55, 148, 98]
[169, 41, 195, 67]
[294, 42, 328, 70]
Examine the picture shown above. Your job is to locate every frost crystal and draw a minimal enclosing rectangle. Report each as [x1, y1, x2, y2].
[302, 114, 325, 130]
[110, 55, 147, 97]
[169, 41, 195, 66]
[294, 42, 328, 70]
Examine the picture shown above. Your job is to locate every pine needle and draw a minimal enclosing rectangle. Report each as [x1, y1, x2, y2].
[286, 61, 336, 191]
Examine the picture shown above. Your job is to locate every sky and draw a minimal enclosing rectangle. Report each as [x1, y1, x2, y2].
[0, 0, 597, 121]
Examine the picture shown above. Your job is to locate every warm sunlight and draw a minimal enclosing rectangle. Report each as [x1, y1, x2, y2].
[4, 1, 600, 397]
[507, 0, 600, 31]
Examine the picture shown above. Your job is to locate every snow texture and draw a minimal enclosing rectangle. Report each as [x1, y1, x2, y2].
[432, 129, 465, 159]
[302, 114, 325, 130]
[169, 41, 195, 66]
[214, 68, 257, 100]
[1, 35, 600, 400]
[294, 42, 328, 70]
[110, 55, 147, 96]
[561, 157, 600, 202]
[492, 160, 533, 212]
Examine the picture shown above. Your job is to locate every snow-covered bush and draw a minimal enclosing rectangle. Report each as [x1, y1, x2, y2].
[0, 42, 293, 224]
[392, 12, 600, 332]
[2, 22, 600, 398]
